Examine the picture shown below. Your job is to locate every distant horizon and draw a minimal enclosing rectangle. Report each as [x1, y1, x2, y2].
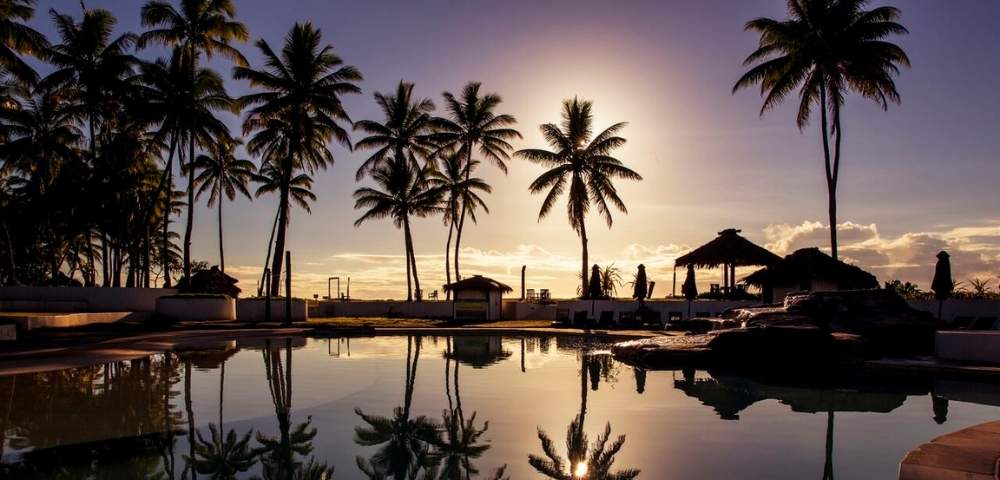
[15, 0, 1000, 299]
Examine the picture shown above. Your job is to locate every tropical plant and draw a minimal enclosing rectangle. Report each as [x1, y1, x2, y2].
[139, 0, 249, 282]
[235, 22, 360, 296]
[189, 138, 254, 272]
[516, 98, 641, 298]
[353, 158, 441, 302]
[0, 0, 49, 82]
[353, 80, 437, 181]
[884, 279, 923, 299]
[425, 153, 491, 298]
[734, 0, 909, 261]
[431, 82, 520, 281]
[965, 278, 993, 299]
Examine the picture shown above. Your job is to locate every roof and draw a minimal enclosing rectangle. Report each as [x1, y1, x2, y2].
[443, 275, 513, 293]
[674, 228, 782, 269]
[743, 247, 879, 290]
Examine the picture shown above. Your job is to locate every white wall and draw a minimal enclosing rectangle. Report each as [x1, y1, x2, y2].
[315, 300, 453, 319]
[157, 297, 236, 321]
[0, 286, 178, 312]
[909, 299, 1000, 324]
[238, 298, 308, 322]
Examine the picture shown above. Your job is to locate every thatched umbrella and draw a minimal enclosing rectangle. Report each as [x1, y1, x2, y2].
[674, 228, 781, 298]
[682, 265, 698, 318]
[632, 264, 648, 301]
[743, 247, 879, 301]
[931, 251, 953, 320]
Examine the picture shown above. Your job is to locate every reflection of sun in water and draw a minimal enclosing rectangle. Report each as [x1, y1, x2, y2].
[574, 462, 588, 478]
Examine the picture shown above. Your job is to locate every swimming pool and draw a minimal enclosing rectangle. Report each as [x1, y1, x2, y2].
[1, 335, 997, 479]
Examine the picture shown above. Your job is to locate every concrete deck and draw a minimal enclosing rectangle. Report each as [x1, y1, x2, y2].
[899, 420, 1000, 480]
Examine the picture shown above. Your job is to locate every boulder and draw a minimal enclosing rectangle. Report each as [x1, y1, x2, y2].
[612, 325, 864, 369]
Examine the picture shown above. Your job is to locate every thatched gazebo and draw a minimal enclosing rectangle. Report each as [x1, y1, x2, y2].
[674, 228, 781, 298]
[444, 275, 512, 322]
[743, 247, 878, 303]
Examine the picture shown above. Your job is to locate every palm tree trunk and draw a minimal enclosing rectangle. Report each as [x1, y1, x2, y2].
[259, 207, 280, 296]
[183, 136, 195, 282]
[819, 81, 838, 261]
[3, 219, 16, 285]
[218, 178, 225, 273]
[823, 410, 835, 480]
[404, 216, 422, 301]
[454, 144, 475, 281]
[219, 359, 225, 427]
[445, 216, 454, 300]
[101, 230, 109, 287]
[404, 241, 413, 302]
[162, 133, 177, 288]
[269, 181, 289, 297]
[85, 230, 96, 286]
[579, 214, 589, 299]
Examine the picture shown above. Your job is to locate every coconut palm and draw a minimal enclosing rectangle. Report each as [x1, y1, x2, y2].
[425, 153, 491, 299]
[0, 0, 49, 82]
[431, 82, 520, 281]
[188, 423, 256, 479]
[353, 158, 441, 302]
[138, 0, 249, 282]
[45, 7, 136, 164]
[235, 22, 360, 295]
[516, 98, 641, 298]
[189, 138, 253, 272]
[354, 81, 437, 181]
[733, 0, 909, 261]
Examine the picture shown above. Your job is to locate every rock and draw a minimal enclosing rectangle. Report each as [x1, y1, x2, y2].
[612, 325, 859, 369]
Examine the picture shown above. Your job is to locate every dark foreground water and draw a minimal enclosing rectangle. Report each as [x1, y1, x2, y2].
[1, 335, 999, 479]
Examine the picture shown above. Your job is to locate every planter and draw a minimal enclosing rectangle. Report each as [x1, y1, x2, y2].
[237, 297, 308, 323]
[156, 295, 236, 321]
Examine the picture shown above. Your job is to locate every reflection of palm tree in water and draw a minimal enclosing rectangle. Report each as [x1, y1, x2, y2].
[188, 355, 257, 478]
[529, 352, 639, 479]
[355, 336, 438, 479]
[823, 411, 834, 480]
[256, 337, 333, 479]
[438, 337, 505, 480]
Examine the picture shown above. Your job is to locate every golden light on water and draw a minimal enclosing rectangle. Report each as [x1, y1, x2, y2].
[573, 462, 588, 478]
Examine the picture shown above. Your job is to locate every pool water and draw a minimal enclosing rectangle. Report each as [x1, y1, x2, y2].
[1, 335, 998, 479]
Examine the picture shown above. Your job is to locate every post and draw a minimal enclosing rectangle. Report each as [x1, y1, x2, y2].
[672, 266, 677, 298]
[264, 268, 271, 323]
[346, 277, 350, 301]
[284, 251, 291, 327]
[521, 265, 526, 300]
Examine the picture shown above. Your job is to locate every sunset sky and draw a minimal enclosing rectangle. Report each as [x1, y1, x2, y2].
[29, 0, 1000, 298]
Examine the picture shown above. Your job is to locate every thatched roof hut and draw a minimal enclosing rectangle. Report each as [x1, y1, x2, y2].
[675, 229, 782, 269]
[674, 229, 781, 297]
[443, 275, 513, 293]
[744, 247, 878, 302]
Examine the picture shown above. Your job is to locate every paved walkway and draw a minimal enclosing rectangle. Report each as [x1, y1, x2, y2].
[899, 420, 1000, 480]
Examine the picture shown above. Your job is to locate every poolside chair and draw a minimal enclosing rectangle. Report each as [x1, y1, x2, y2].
[951, 316, 975, 329]
[972, 316, 998, 330]
[526, 289, 537, 302]
[619, 311, 635, 324]
[573, 310, 589, 326]
[599, 311, 614, 326]
[555, 308, 570, 323]
[428, 290, 438, 300]
[540, 289, 552, 302]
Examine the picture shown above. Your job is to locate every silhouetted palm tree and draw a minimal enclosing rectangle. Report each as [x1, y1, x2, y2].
[353, 159, 441, 302]
[425, 153, 491, 298]
[189, 138, 253, 272]
[0, 83, 82, 281]
[516, 98, 641, 298]
[0, 0, 49, 82]
[431, 82, 520, 281]
[354, 81, 437, 181]
[235, 22, 360, 295]
[733, 0, 909, 261]
[189, 423, 256, 479]
[138, 0, 248, 281]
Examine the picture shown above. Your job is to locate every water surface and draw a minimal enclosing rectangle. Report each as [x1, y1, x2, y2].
[1, 335, 998, 479]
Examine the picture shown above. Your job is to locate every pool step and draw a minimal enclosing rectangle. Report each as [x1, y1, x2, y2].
[899, 420, 1000, 479]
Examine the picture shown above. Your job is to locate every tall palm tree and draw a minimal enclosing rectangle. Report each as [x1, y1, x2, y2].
[0, 0, 49, 82]
[139, 0, 249, 282]
[45, 7, 136, 285]
[733, 0, 909, 261]
[431, 82, 520, 281]
[354, 81, 437, 181]
[189, 138, 253, 272]
[353, 158, 441, 302]
[425, 153, 491, 299]
[235, 22, 361, 296]
[516, 98, 641, 298]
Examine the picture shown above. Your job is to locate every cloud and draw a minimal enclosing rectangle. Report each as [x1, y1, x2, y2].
[763, 220, 1000, 288]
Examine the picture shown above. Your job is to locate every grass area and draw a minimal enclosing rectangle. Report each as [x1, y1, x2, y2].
[306, 317, 551, 329]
